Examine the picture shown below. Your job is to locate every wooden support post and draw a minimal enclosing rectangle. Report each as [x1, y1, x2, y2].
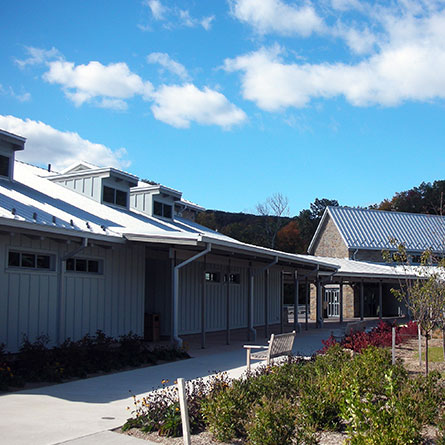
[316, 277, 323, 328]
[264, 269, 269, 338]
[305, 277, 309, 331]
[226, 260, 231, 345]
[177, 378, 191, 445]
[201, 257, 206, 349]
[294, 271, 299, 333]
[360, 281, 364, 321]
[339, 280, 344, 324]
[248, 265, 256, 342]
[280, 270, 284, 334]
[378, 281, 383, 320]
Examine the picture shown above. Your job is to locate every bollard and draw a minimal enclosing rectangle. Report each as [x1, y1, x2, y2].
[177, 378, 191, 445]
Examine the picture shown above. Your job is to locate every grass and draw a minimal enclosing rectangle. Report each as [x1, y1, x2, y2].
[419, 346, 445, 362]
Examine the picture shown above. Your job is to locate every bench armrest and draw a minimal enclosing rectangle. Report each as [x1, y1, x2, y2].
[243, 345, 268, 349]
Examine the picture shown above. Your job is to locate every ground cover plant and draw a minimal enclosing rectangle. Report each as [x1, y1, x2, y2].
[320, 320, 419, 354]
[0, 331, 189, 391]
[123, 341, 445, 444]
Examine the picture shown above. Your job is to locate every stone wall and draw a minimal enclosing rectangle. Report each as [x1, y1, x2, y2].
[312, 215, 349, 258]
[309, 283, 355, 320]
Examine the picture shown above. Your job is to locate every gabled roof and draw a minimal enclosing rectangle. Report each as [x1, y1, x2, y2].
[0, 161, 337, 271]
[308, 206, 445, 254]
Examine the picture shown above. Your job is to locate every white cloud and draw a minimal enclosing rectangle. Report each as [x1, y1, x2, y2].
[43, 60, 153, 107]
[147, 52, 190, 80]
[15, 47, 62, 69]
[142, 1, 214, 31]
[0, 85, 31, 102]
[230, 0, 324, 36]
[151, 84, 247, 129]
[225, 10, 445, 110]
[0, 115, 130, 170]
[146, 0, 166, 20]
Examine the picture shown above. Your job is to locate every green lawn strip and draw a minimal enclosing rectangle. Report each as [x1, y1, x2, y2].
[419, 346, 445, 362]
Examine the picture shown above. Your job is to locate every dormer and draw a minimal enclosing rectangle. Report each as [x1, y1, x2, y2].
[130, 183, 182, 220]
[0, 129, 26, 181]
[47, 162, 138, 210]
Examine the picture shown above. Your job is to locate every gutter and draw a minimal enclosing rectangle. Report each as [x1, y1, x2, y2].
[172, 243, 212, 347]
[56, 237, 89, 345]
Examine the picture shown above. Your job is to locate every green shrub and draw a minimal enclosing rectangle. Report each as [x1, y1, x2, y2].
[437, 410, 445, 445]
[245, 396, 296, 445]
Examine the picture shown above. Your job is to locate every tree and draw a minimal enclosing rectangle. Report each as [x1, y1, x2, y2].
[384, 244, 445, 375]
[256, 193, 290, 249]
[375, 180, 445, 215]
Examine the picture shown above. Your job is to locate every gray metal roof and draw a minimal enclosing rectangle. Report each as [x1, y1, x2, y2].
[309, 206, 445, 253]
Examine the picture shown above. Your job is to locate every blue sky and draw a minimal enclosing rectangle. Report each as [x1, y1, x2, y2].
[1, 0, 444, 215]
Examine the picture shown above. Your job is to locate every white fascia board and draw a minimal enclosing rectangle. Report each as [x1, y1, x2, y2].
[0, 217, 125, 244]
[199, 235, 338, 270]
[307, 208, 329, 254]
[123, 232, 199, 246]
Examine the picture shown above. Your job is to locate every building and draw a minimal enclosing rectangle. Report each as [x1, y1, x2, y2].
[307, 206, 445, 322]
[1, 129, 341, 353]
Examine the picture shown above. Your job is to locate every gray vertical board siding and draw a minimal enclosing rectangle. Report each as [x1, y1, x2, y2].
[254, 272, 265, 326]
[178, 260, 254, 335]
[0, 234, 145, 352]
[268, 270, 281, 324]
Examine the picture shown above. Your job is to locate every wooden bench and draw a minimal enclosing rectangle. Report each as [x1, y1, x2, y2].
[332, 320, 368, 342]
[244, 331, 296, 372]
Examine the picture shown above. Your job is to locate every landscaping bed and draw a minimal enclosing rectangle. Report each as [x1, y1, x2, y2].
[121, 322, 445, 444]
[0, 331, 189, 392]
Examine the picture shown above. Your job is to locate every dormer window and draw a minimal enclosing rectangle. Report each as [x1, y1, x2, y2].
[0, 155, 10, 178]
[153, 200, 173, 218]
[102, 185, 128, 207]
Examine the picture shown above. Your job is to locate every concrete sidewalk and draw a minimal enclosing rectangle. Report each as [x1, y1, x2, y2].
[0, 327, 334, 445]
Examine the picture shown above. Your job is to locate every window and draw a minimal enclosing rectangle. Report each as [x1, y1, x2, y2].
[224, 273, 241, 284]
[205, 272, 220, 282]
[66, 258, 102, 274]
[8, 251, 53, 270]
[103, 185, 127, 207]
[153, 200, 173, 218]
[0, 155, 10, 178]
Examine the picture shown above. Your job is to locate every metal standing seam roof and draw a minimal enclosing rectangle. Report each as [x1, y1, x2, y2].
[308, 206, 445, 254]
[0, 161, 338, 271]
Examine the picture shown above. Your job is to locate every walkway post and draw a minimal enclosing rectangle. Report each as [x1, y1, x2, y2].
[305, 277, 309, 331]
[294, 271, 299, 333]
[378, 281, 383, 320]
[177, 378, 191, 445]
[360, 281, 364, 321]
[339, 279, 343, 324]
[392, 326, 396, 365]
[316, 277, 323, 328]
[226, 259, 231, 345]
[201, 256, 206, 349]
[248, 266, 256, 342]
[280, 270, 284, 334]
[264, 268, 269, 338]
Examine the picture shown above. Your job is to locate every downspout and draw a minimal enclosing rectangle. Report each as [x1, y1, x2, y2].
[56, 237, 89, 345]
[173, 243, 211, 347]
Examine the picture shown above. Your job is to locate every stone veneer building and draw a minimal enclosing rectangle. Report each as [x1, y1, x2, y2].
[307, 206, 445, 321]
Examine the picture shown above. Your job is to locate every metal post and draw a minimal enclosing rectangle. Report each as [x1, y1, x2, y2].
[264, 269, 269, 338]
[339, 280, 344, 324]
[360, 281, 364, 321]
[378, 281, 383, 320]
[305, 277, 309, 330]
[201, 256, 206, 349]
[177, 378, 191, 445]
[226, 260, 231, 345]
[294, 271, 299, 333]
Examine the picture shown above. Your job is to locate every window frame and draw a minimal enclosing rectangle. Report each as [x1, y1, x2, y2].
[0, 154, 10, 179]
[6, 249, 56, 272]
[102, 185, 128, 208]
[65, 257, 104, 275]
[153, 200, 173, 219]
